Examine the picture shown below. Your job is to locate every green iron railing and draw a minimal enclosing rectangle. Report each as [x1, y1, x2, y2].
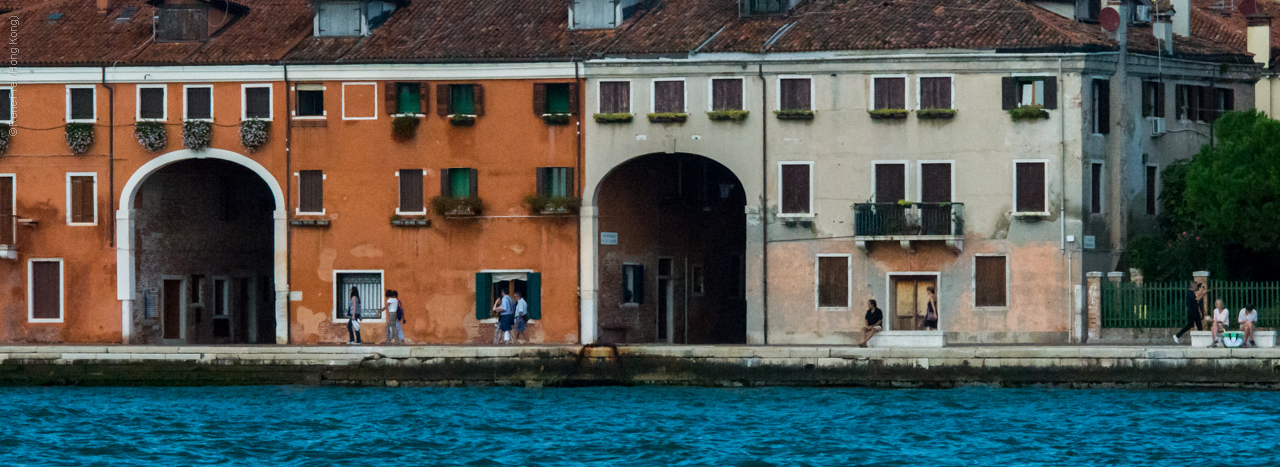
[852, 202, 964, 237]
[1101, 279, 1280, 328]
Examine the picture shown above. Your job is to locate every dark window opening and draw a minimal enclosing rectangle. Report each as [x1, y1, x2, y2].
[1142, 81, 1165, 118]
[244, 86, 271, 119]
[622, 264, 644, 304]
[139, 87, 165, 120]
[398, 169, 424, 213]
[70, 88, 95, 121]
[440, 168, 478, 199]
[1090, 163, 1103, 214]
[975, 256, 1007, 307]
[186, 87, 212, 120]
[1092, 79, 1110, 134]
[1146, 165, 1158, 215]
[296, 85, 324, 117]
[537, 167, 574, 198]
[1015, 162, 1047, 213]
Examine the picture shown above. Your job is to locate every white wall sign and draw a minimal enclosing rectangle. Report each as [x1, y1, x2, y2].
[600, 232, 618, 245]
[1083, 236, 1096, 250]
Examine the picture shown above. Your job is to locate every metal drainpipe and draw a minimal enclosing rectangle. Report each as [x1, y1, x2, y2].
[574, 57, 584, 343]
[284, 64, 293, 342]
[1057, 57, 1070, 342]
[758, 63, 769, 345]
[102, 66, 115, 247]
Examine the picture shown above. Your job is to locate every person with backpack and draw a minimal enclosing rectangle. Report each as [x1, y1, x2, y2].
[383, 290, 405, 345]
[347, 286, 362, 345]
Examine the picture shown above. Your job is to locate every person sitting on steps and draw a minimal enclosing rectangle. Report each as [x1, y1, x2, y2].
[859, 299, 883, 348]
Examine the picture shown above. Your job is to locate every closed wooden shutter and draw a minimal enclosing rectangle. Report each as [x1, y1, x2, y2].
[536, 167, 548, 197]
[139, 87, 165, 120]
[384, 82, 397, 115]
[440, 169, 451, 198]
[920, 163, 951, 203]
[468, 168, 479, 198]
[187, 87, 212, 120]
[69, 176, 94, 223]
[1146, 165, 1157, 215]
[472, 84, 485, 116]
[1016, 162, 1046, 213]
[418, 82, 430, 115]
[1153, 82, 1165, 118]
[780, 78, 810, 111]
[399, 169, 423, 212]
[566, 167, 576, 196]
[600, 82, 629, 113]
[817, 256, 849, 308]
[920, 77, 951, 110]
[1091, 163, 1102, 214]
[70, 88, 95, 120]
[567, 83, 579, 115]
[475, 272, 492, 319]
[975, 256, 1007, 307]
[0, 177, 12, 245]
[875, 164, 906, 203]
[654, 80, 684, 113]
[1094, 79, 1110, 134]
[526, 272, 541, 319]
[780, 164, 810, 214]
[298, 170, 323, 213]
[874, 77, 905, 110]
[1043, 79, 1058, 109]
[436, 84, 450, 116]
[533, 83, 547, 115]
[711, 78, 743, 111]
[31, 261, 61, 320]
[1001, 77, 1017, 110]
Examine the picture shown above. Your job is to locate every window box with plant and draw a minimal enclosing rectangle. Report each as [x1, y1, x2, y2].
[433, 167, 482, 217]
[438, 83, 483, 127]
[868, 109, 908, 119]
[240, 119, 270, 152]
[535, 82, 577, 126]
[65, 123, 95, 154]
[647, 112, 687, 123]
[134, 121, 167, 152]
[525, 167, 579, 215]
[774, 109, 814, 120]
[1002, 76, 1056, 122]
[916, 109, 957, 119]
[707, 110, 749, 121]
[593, 113, 633, 123]
[1009, 106, 1049, 121]
[390, 214, 430, 227]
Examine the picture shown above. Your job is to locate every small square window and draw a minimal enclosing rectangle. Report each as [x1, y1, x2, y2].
[711, 78, 743, 111]
[296, 84, 324, 117]
[138, 87, 165, 120]
[0, 88, 13, 123]
[441, 168, 477, 199]
[653, 80, 685, 113]
[872, 77, 905, 110]
[919, 77, 952, 110]
[599, 81, 630, 114]
[69, 87, 96, 121]
[449, 84, 475, 115]
[545, 83, 571, 114]
[185, 86, 212, 120]
[244, 86, 272, 120]
[336, 272, 383, 320]
[779, 78, 811, 111]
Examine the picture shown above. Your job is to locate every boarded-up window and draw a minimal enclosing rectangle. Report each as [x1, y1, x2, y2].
[0, 176, 13, 245]
[1146, 165, 1157, 215]
[69, 87, 95, 121]
[1092, 79, 1110, 134]
[974, 256, 1007, 307]
[298, 170, 323, 213]
[1091, 162, 1103, 214]
[186, 86, 212, 120]
[779, 78, 811, 111]
[919, 77, 951, 109]
[139, 87, 165, 120]
[296, 84, 324, 117]
[875, 164, 906, 203]
[711, 78, 743, 111]
[1142, 81, 1165, 118]
[68, 175, 95, 224]
[817, 256, 849, 308]
[920, 163, 951, 203]
[599, 81, 630, 113]
[873, 77, 905, 110]
[244, 86, 271, 119]
[398, 169, 424, 213]
[30, 260, 62, 321]
[653, 80, 684, 113]
[780, 163, 811, 214]
[1015, 162, 1046, 213]
[537, 167, 574, 198]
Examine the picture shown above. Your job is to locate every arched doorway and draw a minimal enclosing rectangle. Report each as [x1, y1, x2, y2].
[594, 153, 747, 344]
[117, 149, 288, 345]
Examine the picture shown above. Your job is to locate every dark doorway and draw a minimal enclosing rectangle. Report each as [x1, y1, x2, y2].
[596, 153, 747, 344]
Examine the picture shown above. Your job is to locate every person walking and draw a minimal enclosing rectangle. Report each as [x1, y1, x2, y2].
[1239, 303, 1259, 348]
[859, 299, 883, 348]
[1211, 299, 1230, 348]
[383, 290, 404, 345]
[513, 290, 529, 344]
[347, 286, 362, 345]
[922, 286, 939, 331]
[495, 288, 514, 344]
[1174, 282, 1204, 344]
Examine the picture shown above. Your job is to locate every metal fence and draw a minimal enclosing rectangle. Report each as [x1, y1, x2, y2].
[1101, 280, 1280, 328]
[853, 202, 964, 236]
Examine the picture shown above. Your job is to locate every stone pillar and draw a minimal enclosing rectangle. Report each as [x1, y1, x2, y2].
[1087, 272, 1104, 341]
[1194, 270, 1211, 329]
[578, 205, 599, 344]
[1107, 271, 1124, 285]
[744, 205, 766, 345]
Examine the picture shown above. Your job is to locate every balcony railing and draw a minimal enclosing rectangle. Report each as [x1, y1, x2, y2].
[853, 202, 964, 251]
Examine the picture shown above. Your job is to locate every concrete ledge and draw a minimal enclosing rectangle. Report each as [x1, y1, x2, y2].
[1190, 331, 1276, 348]
[869, 331, 944, 348]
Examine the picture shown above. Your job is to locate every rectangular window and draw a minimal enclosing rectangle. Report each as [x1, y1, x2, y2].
[1092, 79, 1110, 134]
[184, 85, 213, 121]
[398, 169, 424, 214]
[872, 77, 906, 110]
[779, 162, 812, 215]
[534, 83, 575, 115]
[691, 265, 704, 296]
[817, 255, 850, 308]
[711, 78, 743, 111]
[1015, 161, 1047, 214]
[1146, 165, 1158, 215]
[393, 82, 422, 115]
[335, 271, 383, 320]
[1198, 86, 1214, 122]
[317, 1, 363, 36]
[919, 76, 952, 110]
[1176, 84, 1187, 120]
[622, 263, 644, 304]
[0, 88, 12, 123]
[138, 86, 166, 121]
[1091, 162, 1103, 214]
[1001, 77, 1057, 109]
[919, 163, 952, 203]
[599, 81, 630, 114]
[67, 173, 96, 225]
[1142, 81, 1165, 118]
[779, 77, 812, 111]
[441, 168, 478, 199]
[537, 167, 575, 198]
[0, 175, 13, 246]
[191, 274, 204, 305]
[243, 85, 272, 120]
[875, 163, 906, 203]
[975, 256, 1007, 308]
[449, 84, 475, 115]
[652, 79, 685, 113]
[298, 170, 324, 214]
[1215, 87, 1235, 121]
[68, 86, 96, 122]
[213, 279, 227, 317]
[295, 84, 325, 117]
[29, 259, 63, 322]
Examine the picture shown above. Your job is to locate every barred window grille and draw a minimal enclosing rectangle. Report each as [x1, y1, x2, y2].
[336, 272, 383, 319]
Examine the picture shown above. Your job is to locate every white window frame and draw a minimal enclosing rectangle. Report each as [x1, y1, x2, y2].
[0, 173, 14, 247]
[777, 161, 815, 217]
[884, 272, 943, 331]
[65, 85, 97, 123]
[914, 160, 955, 202]
[1012, 159, 1050, 216]
[241, 83, 274, 121]
[27, 258, 64, 323]
[972, 254, 1010, 310]
[292, 84, 328, 119]
[1090, 160, 1105, 215]
[0, 86, 13, 124]
[872, 160, 910, 203]
[596, 80, 633, 114]
[775, 75, 815, 111]
[868, 74, 909, 111]
[341, 82, 379, 120]
[915, 74, 955, 110]
[394, 169, 428, 216]
[212, 276, 230, 318]
[649, 77, 687, 114]
[707, 77, 746, 112]
[332, 269, 386, 323]
[815, 254, 852, 311]
[182, 84, 214, 122]
[65, 172, 98, 226]
[1145, 163, 1160, 216]
[294, 171, 327, 216]
[135, 84, 168, 122]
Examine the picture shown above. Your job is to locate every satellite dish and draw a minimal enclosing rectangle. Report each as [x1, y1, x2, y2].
[1100, 7, 1121, 32]
[1241, 0, 1258, 16]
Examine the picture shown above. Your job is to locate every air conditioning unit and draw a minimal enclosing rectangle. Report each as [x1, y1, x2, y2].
[1151, 117, 1167, 135]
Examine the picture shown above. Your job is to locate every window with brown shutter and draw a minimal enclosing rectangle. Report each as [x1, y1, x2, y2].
[138, 86, 166, 120]
[0, 176, 13, 246]
[1091, 162, 1103, 214]
[919, 77, 951, 110]
[875, 163, 906, 203]
[68, 175, 95, 224]
[1015, 162, 1047, 213]
[298, 170, 324, 214]
[185, 86, 212, 120]
[817, 256, 850, 308]
[599, 81, 630, 113]
[537, 167, 575, 198]
[398, 169, 424, 213]
[779, 78, 811, 111]
[780, 163, 811, 214]
[974, 256, 1007, 307]
[711, 78, 743, 111]
[1003, 77, 1056, 109]
[653, 80, 685, 113]
[873, 77, 905, 110]
[387, 82, 423, 115]
[30, 260, 62, 321]
[1146, 165, 1157, 215]
[1142, 81, 1165, 118]
[920, 163, 951, 203]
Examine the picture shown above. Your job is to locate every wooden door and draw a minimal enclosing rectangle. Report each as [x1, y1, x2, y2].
[894, 280, 918, 331]
[162, 279, 182, 340]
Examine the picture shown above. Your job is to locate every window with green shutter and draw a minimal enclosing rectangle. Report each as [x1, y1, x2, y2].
[475, 272, 492, 320]
[545, 84, 571, 114]
[450, 84, 474, 115]
[397, 83, 421, 115]
[526, 272, 541, 319]
[449, 168, 470, 198]
[537, 167, 573, 198]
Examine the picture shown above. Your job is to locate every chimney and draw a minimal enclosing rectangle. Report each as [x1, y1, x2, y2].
[1153, 9, 1174, 55]
[1172, 0, 1190, 38]
[97, 0, 113, 14]
[1248, 15, 1272, 66]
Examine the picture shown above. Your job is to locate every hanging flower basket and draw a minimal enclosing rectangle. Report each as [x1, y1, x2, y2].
[239, 119, 270, 152]
[65, 123, 94, 155]
[134, 121, 167, 152]
[391, 116, 420, 141]
[0, 123, 11, 155]
[183, 120, 213, 151]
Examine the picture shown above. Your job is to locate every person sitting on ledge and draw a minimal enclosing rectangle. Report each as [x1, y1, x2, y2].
[1239, 303, 1259, 348]
[1211, 299, 1230, 348]
[859, 299, 883, 348]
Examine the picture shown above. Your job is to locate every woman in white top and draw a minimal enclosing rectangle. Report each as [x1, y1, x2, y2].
[1211, 299, 1230, 347]
[1239, 303, 1259, 348]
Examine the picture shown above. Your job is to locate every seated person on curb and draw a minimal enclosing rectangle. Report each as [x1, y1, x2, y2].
[1239, 303, 1259, 348]
[1211, 299, 1230, 348]
[859, 299, 883, 348]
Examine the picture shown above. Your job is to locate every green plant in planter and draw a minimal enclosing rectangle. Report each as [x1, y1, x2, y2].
[916, 109, 957, 119]
[647, 112, 688, 123]
[0, 123, 12, 154]
[707, 110, 749, 121]
[391, 116, 420, 141]
[65, 122, 95, 154]
[182, 120, 213, 150]
[239, 119, 270, 152]
[133, 121, 167, 152]
[430, 196, 484, 216]
[896, 199, 913, 206]
[449, 114, 476, 126]
[774, 109, 815, 120]
[522, 195, 582, 215]
[593, 113, 633, 124]
[868, 109, 909, 119]
[542, 113, 572, 125]
[1009, 106, 1050, 121]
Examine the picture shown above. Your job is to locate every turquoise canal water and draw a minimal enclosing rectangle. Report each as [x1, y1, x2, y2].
[5, 386, 1279, 466]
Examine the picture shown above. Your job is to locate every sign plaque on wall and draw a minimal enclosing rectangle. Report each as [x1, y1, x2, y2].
[1083, 236, 1096, 250]
[600, 232, 618, 245]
